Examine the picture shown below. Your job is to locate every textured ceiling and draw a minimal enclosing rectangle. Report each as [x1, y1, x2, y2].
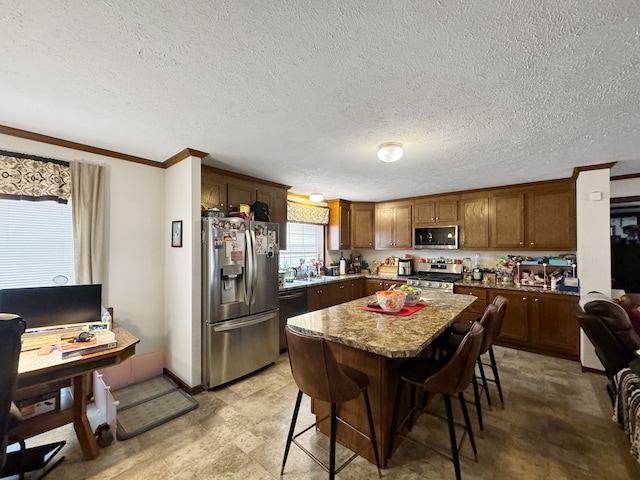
[1, 1, 639, 201]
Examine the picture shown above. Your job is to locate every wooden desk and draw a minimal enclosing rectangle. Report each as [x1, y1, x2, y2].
[15, 323, 139, 460]
[287, 291, 476, 468]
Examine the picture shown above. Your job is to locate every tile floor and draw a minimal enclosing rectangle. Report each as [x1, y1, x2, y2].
[21, 347, 640, 479]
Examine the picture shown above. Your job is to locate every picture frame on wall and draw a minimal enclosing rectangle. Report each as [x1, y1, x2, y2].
[171, 220, 182, 247]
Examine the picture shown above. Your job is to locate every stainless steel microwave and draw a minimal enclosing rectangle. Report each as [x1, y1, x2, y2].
[414, 225, 459, 249]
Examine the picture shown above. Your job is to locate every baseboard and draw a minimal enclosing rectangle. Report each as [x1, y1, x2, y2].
[162, 368, 204, 396]
[581, 365, 606, 375]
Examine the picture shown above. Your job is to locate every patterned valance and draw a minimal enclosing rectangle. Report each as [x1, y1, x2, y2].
[0, 150, 71, 203]
[287, 201, 330, 225]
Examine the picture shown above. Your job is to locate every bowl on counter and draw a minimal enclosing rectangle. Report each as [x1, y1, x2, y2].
[402, 287, 423, 306]
[375, 290, 407, 312]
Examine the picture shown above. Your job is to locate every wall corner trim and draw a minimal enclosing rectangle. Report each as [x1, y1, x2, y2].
[163, 148, 208, 169]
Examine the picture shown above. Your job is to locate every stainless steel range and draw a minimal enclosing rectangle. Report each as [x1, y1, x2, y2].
[406, 263, 463, 292]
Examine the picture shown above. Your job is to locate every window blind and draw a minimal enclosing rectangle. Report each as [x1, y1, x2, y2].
[0, 198, 74, 288]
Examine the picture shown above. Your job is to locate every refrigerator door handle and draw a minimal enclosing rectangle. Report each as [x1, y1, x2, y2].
[250, 229, 258, 305]
[244, 229, 253, 305]
[212, 312, 275, 332]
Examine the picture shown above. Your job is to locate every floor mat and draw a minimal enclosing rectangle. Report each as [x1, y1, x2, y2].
[112, 375, 198, 440]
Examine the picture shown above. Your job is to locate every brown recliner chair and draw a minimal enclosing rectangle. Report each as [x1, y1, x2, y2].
[576, 292, 640, 400]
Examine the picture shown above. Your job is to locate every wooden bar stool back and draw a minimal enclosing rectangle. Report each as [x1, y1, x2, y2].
[281, 325, 381, 479]
[388, 322, 484, 480]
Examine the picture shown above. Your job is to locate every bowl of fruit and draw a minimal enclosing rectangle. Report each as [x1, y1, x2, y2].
[399, 284, 422, 306]
[375, 290, 407, 313]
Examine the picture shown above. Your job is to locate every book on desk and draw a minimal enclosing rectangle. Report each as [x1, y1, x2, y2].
[57, 338, 118, 359]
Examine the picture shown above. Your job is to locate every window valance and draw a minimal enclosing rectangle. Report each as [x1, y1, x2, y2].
[0, 150, 71, 203]
[287, 200, 329, 225]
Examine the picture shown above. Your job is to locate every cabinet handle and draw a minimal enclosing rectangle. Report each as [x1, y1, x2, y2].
[519, 241, 523, 245]
[339, 285, 345, 289]
[534, 298, 539, 302]
[431, 217, 435, 221]
[522, 297, 527, 300]
[530, 242, 535, 246]
[435, 217, 439, 220]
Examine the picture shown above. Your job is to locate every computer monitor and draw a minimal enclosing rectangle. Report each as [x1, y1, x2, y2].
[0, 284, 102, 330]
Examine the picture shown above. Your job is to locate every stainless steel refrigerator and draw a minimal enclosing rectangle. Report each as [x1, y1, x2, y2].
[202, 216, 280, 389]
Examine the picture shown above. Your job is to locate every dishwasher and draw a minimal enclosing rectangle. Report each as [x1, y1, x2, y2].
[278, 288, 308, 351]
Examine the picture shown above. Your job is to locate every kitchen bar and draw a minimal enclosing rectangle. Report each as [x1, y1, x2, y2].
[286, 290, 476, 467]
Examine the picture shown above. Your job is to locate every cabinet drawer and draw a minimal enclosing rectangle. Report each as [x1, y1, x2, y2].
[454, 286, 487, 313]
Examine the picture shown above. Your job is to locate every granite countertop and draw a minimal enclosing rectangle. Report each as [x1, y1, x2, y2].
[286, 290, 476, 358]
[279, 273, 408, 291]
[454, 280, 580, 296]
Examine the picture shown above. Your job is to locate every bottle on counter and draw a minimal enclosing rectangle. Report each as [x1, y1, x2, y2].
[339, 252, 346, 275]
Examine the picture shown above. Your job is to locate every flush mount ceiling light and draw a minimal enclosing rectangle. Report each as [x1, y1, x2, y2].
[377, 142, 403, 162]
[309, 193, 324, 203]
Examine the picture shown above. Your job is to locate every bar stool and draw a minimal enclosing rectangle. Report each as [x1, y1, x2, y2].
[387, 322, 484, 480]
[281, 325, 381, 479]
[476, 296, 508, 409]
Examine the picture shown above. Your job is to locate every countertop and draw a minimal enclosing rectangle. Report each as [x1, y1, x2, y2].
[279, 273, 409, 291]
[454, 280, 580, 296]
[279, 273, 579, 296]
[286, 290, 476, 358]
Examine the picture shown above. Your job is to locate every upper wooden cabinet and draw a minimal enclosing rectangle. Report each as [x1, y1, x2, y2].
[414, 195, 458, 226]
[351, 202, 375, 249]
[459, 193, 490, 249]
[526, 183, 576, 250]
[490, 189, 526, 249]
[328, 199, 351, 251]
[375, 200, 413, 249]
[201, 165, 290, 248]
[256, 184, 288, 250]
[489, 181, 576, 251]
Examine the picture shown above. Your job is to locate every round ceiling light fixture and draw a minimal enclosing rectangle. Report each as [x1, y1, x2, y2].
[309, 193, 324, 203]
[377, 142, 403, 162]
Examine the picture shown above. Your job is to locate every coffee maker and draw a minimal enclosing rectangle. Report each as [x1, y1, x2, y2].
[350, 252, 362, 273]
[398, 258, 412, 276]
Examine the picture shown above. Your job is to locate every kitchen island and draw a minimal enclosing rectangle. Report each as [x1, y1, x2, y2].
[286, 290, 476, 467]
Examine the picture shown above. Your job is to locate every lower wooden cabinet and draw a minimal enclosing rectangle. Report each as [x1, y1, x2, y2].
[365, 279, 405, 296]
[490, 289, 579, 360]
[307, 279, 366, 312]
[452, 285, 487, 325]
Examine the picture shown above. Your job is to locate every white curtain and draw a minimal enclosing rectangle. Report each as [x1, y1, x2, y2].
[71, 161, 106, 285]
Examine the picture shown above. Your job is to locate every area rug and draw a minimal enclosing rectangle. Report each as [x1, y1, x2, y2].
[112, 375, 198, 440]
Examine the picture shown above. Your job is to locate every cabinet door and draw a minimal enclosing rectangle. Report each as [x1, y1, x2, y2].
[307, 287, 323, 312]
[256, 185, 288, 249]
[414, 201, 436, 225]
[414, 196, 458, 225]
[328, 200, 351, 250]
[375, 205, 395, 249]
[527, 186, 576, 250]
[349, 279, 364, 300]
[530, 294, 579, 357]
[366, 279, 386, 296]
[351, 203, 375, 249]
[491, 190, 525, 249]
[336, 281, 350, 304]
[454, 286, 488, 325]
[459, 194, 489, 248]
[227, 180, 256, 212]
[493, 291, 529, 343]
[436, 198, 458, 224]
[202, 180, 227, 211]
[394, 203, 413, 248]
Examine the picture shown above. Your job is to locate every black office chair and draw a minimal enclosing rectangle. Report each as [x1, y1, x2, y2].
[1, 313, 66, 480]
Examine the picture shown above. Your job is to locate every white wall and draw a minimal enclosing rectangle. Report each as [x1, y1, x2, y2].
[0, 134, 166, 355]
[164, 156, 202, 387]
[576, 169, 611, 370]
[611, 177, 640, 198]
